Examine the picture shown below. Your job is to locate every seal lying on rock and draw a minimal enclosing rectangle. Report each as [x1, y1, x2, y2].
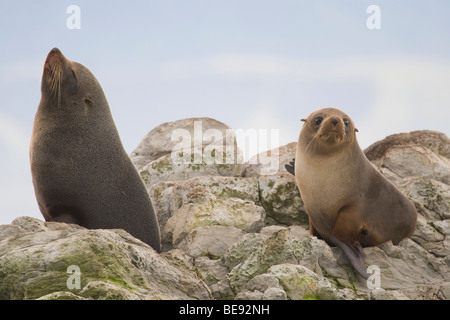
[30, 48, 161, 252]
[286, 108, 417, 279]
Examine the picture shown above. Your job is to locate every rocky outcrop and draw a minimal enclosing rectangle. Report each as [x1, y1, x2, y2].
[1, 118, 449, 300]
[0, 217, 211, 300]
[131, 118, 243, 187]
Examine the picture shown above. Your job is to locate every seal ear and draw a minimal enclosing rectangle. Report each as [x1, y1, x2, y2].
[301, 119, 307, 122]
[355, 128, 359, 133]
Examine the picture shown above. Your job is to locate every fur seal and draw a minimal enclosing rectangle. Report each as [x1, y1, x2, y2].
[30, 48, 161, 252]
[288, 108, 417, 279]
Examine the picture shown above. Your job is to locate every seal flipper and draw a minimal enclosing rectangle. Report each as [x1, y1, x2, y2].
[330, 235, 369, 280]
[285, 158, 295, 175]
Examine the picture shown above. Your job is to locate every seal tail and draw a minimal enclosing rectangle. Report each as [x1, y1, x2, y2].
[330, 235, 369, 280]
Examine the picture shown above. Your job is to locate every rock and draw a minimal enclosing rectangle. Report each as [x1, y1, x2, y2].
[130, 117, 239, 170]
[148, 173, 307, 249]
[148, 176, 260, 230]
[260, 225, 288, 237]
[235, 274, 287, 300]
[379, 145, 450, 185]
[194, 257, 234, 300]
[139, 151, 243, 188]
[242, 273, 284, 293]
[0, 217, 211, 300]
[147, 181, 178, 231]
[226, 229, 340, 293]
[258, 174, 308, 226]
[177, 226, 246, 258]
[0, 224, 25, 241]
[404, 179, 450, 220]
[163, 193, 265, 246]
[362, 239, 450, 299]
[132, 118, 244, 188]
[37, 291, 88, 300]
[225, 225, 450, 300]
[368, 289, 410, 300]
[242, 142, 296, 177]
[267, 264, 355, 300]
[147, 175, 262, 248]
[412, 216, 446, 254]
[364, 130, 450, 162]
[222, 233, 268, 270]
[78, 281, 143, 300]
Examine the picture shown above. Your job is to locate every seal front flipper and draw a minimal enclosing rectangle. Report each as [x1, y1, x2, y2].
[330, 235, 369, 280]
[285, 158, 295, 175]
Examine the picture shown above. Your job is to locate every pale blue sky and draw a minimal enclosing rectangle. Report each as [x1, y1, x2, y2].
[1, 1, 450, 224]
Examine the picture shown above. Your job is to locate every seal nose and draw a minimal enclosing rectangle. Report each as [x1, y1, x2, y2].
[331, 117, 339, 126]
[50, 48, 61, 55]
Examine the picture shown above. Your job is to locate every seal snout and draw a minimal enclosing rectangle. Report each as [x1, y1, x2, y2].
[50, 47, 61, 55]
[42, 48, 66, 103]
[46, 48, 63, 62]
[45, 48, 65, 65]
[318, 116, 346, 144]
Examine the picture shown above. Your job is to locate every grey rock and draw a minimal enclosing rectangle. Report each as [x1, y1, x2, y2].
[148, 175, 260, 233]
[177, 226, 246, 258]
[194, 257, 234, 300]
[364, 130, 450, 162]
[139, 150, 243, 188]
[267, 264, 356, 300]
[131, 117, 239, 170]
[0, 218, 211, 300]
[258, 174, 308, 226]
[242, 142, 297, 177]
[163, 193, 265, 246]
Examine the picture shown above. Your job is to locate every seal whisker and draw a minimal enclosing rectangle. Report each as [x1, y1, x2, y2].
[305, 131, 319, 153]
[47, 60, 62, 108]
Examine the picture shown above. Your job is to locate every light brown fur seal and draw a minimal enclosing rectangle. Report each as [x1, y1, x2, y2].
[290, 108, 417, 279]
[30, 48, 161, 252]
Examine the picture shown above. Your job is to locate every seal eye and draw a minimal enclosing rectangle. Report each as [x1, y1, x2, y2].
[343, 118, 350, 126]
[314, 117, 323, 126]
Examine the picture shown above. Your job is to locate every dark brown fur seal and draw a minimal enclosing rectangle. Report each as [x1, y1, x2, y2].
[30, 48, 161, 252]
[292, 108, 417, 279]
